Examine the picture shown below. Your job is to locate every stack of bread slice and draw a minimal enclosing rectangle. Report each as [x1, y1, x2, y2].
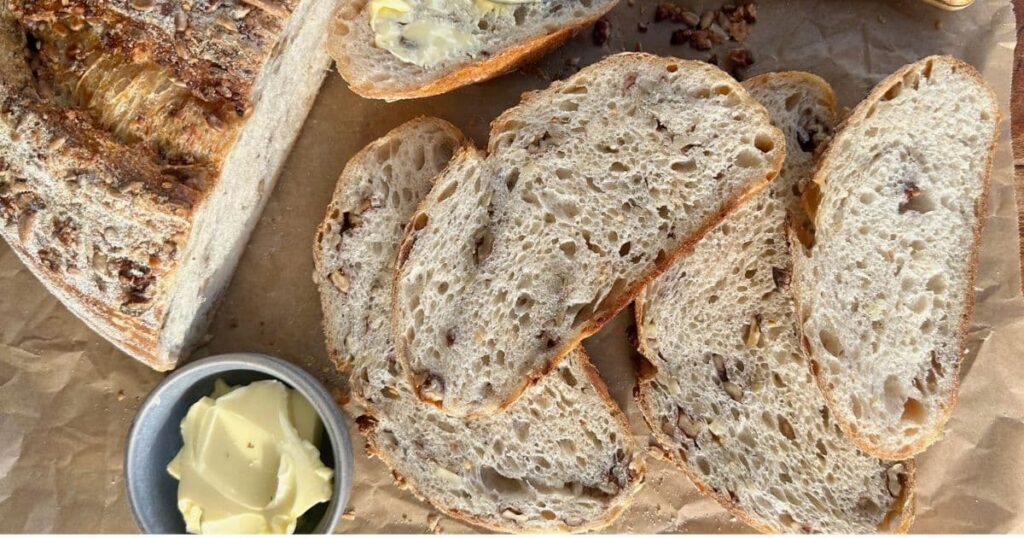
[314, 53, 998, 532]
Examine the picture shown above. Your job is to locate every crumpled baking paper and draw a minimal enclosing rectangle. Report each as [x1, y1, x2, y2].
[0, 0, 1018, 532]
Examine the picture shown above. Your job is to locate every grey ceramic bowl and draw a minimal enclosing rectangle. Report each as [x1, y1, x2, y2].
[125, 353, 353, 534]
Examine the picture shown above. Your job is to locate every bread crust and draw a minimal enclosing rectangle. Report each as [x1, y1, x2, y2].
[392, 53, 785, 417]
[330, 0, 617, 101]
[355, 348, 646, 534]
[790, 55, 1001, 460]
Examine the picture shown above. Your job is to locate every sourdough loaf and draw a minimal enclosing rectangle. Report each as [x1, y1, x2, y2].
[635, 72, 916, 533]
[328, 0, 618, 100]
[791, 55, 1000, 459]
[0, 0, 336, 369]
[313, 117, 644, 532]
[392, 53, 785, 417]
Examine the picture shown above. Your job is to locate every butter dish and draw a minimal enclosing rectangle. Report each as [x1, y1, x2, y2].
[125, 353, 353, 534]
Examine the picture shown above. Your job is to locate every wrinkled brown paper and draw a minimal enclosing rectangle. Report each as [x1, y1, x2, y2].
[0, 0, 1019, 532]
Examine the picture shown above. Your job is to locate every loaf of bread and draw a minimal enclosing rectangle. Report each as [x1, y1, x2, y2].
[791, 56, 1000, 459]
[635, 72, 916, 533]
[0, 0, 336, 369]
[313, 117, 644, 532]
[328, 0, 618, 100]
[392, 53, 786, 417]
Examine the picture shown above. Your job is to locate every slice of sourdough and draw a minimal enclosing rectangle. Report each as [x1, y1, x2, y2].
[328, 0, 617, 100]
[393, 53, 786, 417]
[791, 56, 1000, 459]
[313, 118, 645, 533]
[635, 73, 916, 533]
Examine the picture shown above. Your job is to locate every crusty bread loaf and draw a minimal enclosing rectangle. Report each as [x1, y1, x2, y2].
[328, 0, 617, 100]
[313, 117, 645, 532]
[635, 72, 916, 533]
[0, 0, 335, 369]
[791, 56, 1000, 459]
[392, 53, 786, 417]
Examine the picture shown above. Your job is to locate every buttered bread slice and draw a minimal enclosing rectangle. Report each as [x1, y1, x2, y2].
[636, 72, 916, 533]
[313, 118, 645, 532]
[328, 0, 618, 100]
[392, 53, 785, 417]
[791, 56, 1000, 459]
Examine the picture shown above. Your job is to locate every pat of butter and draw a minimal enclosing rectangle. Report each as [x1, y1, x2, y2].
[167, 379, 333, 534]
[367, 0, 538, 68]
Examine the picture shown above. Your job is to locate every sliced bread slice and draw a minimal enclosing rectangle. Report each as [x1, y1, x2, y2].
[328, 0, 618, 101]
[791, 56, 1000, 459]
[392, 53, 786, 417]
[313, 117, 645, 533]
[635, 72, 916, 533]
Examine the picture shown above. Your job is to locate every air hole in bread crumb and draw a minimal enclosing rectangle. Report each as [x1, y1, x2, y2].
[666, 64, 678, 73]
[412, 212, 429, 230]
[696, 457, 711, 475]
[784, 93, 801, 111]
[754, 133, 775, 153]
[818, 328, 842, 357]
[713, 84, 732, 96]
[671, 159, 697, 173]
[777, 415, 796, 441]
[560, 241, 577, 258]
[619, 242, 631, 256]
[851, 397, 863, 419]
[435, 181, 457, 203]
[513, 6, 527, 25]
[736, 149, 761, 168]
[541, 510, 557, 520]
[901, 398, 926, 423]
[882, 81, 903, 101]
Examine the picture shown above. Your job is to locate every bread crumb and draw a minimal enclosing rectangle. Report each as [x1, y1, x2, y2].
[426, 513, 442, 533]
[341, 510, 356, 521]
[116, 390, 126, 401]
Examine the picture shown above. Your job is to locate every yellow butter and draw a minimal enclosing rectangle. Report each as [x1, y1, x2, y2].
[167, 379, 333, 534]
[367, 0, 538, 68]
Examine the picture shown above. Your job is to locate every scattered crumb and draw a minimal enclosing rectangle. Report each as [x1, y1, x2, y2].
[627, 0, 635, 6]
[637, 22, 648, 33]
[116, 389, 126, 402]
[426, 513, 442, 533]
[877, 14, 886, 23]
[341, 510, 356, 521]
[935, 19, 944, 31]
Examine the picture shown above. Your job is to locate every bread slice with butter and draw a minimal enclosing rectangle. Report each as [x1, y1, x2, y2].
[635, 72, 916, 533]
[392, 53, 785, 418]
[328, 0, 618, 100]
[791, 56, 1000, 460]
[313, 117, 645, 532]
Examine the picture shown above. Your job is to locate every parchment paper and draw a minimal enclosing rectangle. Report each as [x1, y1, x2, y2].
[0, 0, 1019, 532]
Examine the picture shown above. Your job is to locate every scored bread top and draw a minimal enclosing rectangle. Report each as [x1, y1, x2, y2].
[392, 53, 786, 417]
[791, 56, 999, 459]
[635, 72, 915, 533]
[328, 0, 617, 100]
[313, 117, 644, 532]
[0, 0, 328, 368]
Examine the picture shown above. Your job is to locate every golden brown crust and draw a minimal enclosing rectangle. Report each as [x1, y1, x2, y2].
[331, 0, 615, 101]
[791, 55, 1001, 460]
